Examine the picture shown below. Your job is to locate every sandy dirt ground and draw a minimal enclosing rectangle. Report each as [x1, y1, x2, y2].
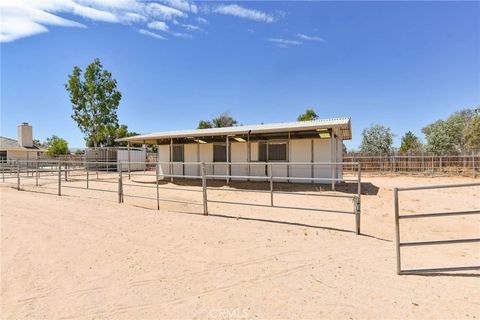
[1, 173, 479, 319]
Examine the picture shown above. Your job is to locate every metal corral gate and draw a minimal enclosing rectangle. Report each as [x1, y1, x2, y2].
[394, 183, 480, 275]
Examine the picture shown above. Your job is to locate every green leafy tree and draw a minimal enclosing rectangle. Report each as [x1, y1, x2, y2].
[464, 114, 480, 151]
[197, 120, 213, 129]
[198, 112, 238, 129]
[87, 124, 139, 147]
[65, 58, 122, 147]
[32, 139, 44, 148]
[399, 131, 422, 153]
[297, 109, 319, 121]
[45, 135, 69, 156]
[212, 112, 238, 128]
[422, 108, 478, 154]
[360, 124, 394, 154]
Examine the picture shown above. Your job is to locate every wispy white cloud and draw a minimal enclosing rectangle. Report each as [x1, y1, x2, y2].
[297, 33, 325, 42]
[176, 22, 201, 31]
[214, 4, 274, 23]
[146, 3, 186, 21]
[71, 3, 119, 22]
[160, 0, 197, 14]
[266, 38, 302, 47]
[171, 31, 192, 38]
[196, 17, 208, 25]
[0, 2, 86, 42]
[138, 28, 166, 40]
[148, 20, 169, 32]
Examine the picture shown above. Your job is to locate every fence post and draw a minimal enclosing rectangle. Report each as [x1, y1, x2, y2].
[269, 163, 274, 206]
[394, 187, 401, 275]
[86, 169, 89, 189]
[58, 161, 61, 196]
[201, 162, 208, 216]
[118, 166, 122, 204]
[2, 161, 5, 182]
[439, 156, 443, 173]
[431, 156, 435, 177]
[356, 164, 361, 235]
[35, 161, 39, 186]
[472, 152, 476, 178]
[17, 161, 20, 191]
[331, 164, 336, 191]
[64, 161, 68, 181]
[155, 162, 160, 210]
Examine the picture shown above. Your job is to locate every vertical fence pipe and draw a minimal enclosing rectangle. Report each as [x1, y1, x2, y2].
[201, 163, 208, 216]
[356, 164, 362, 235]
[2, 161, 5, 182]
[17, 161, 20, 191]
[57, 161, 61, 196]
[64, 161, 68, 181]
[35, 161, 39, 186]
[155, 162, 160, 210]
[473, 152, 476, 178]
[269, 163, 274, 207]
[86, 169, 89, 189]
[394, 188, 401, 275]
[118, 165, 122, 204]
[331, 164, 335, 191]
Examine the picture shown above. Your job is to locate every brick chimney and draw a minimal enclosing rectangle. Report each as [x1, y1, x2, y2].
[17, 122, 33, 147]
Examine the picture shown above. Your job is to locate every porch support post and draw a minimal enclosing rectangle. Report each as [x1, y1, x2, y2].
[127, 141, 131, 180]
[170, 138, 173, 183]
[247, 131, 251, 182]
[226, 135, 230, 184]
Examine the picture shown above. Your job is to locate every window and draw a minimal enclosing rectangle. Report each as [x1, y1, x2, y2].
[0, 151, 6, 163]
[268, 143, 287, 161]
[172, 145, 184, 162]
[258, 142, 287, 161]
[214, 144, 227, 162]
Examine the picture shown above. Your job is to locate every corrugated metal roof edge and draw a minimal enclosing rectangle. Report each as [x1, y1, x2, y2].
[117, 117, 352, 142]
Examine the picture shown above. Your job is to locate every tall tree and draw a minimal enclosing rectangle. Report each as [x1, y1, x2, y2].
[297, 109, 319, 121]
[65, 58, 122, 147]
[197, 120, 213, 129]
[422, 108, 478, 154]
[399, 131, 422, 153]
[360, 124, 394, 153]
[198, 112, 238, 129]
[45, 135, 69, 156]
[464, 114, 480, 151]
[211, 112, 238, 128]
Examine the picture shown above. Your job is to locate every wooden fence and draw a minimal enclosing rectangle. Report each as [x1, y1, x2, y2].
[343, 153, 478, 177]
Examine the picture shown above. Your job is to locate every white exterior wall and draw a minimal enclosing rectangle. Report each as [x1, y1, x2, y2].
[158, 145, 170, 178]
[6, 150, 38, 161]
[117, 149, 146, 171]
[290, 139, 312, 183]
[231, 143, 247, 180]
[156, 137, 342, 183]
[314, 139, 333, 183]
[184, 144, 199, 177]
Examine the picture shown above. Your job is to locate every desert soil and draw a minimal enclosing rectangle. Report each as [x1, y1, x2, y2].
[1, 174, 479, 319]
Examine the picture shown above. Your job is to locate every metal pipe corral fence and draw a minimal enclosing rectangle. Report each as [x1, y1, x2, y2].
[3, 160, 363, 235]
[394, 183, 480, 275]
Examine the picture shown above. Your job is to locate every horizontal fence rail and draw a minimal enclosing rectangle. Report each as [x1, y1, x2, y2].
[2, 160, 363, 235]
[394, 183, 480, 275]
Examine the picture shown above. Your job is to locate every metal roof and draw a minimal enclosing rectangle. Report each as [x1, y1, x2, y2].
[0, 136, 45, 151]
[117, 117, 352, 143]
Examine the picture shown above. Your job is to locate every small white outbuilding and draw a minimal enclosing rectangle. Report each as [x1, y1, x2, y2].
[118, 118, 352, 183]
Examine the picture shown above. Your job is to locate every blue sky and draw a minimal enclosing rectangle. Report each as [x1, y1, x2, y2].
[1, 1, 479, 149]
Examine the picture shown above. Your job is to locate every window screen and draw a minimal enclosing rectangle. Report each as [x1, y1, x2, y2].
[0, 151, 6, 163]
[172, 145, 184, 162]
[268, 143, 287, 161]
[258, 142, 267, 161]
[258, 142, 287, 161]
[214, 144, 227, 162]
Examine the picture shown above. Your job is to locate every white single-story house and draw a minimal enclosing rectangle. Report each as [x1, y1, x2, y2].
[0, 123, 45, 162]
[118, 118, 352, 183]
